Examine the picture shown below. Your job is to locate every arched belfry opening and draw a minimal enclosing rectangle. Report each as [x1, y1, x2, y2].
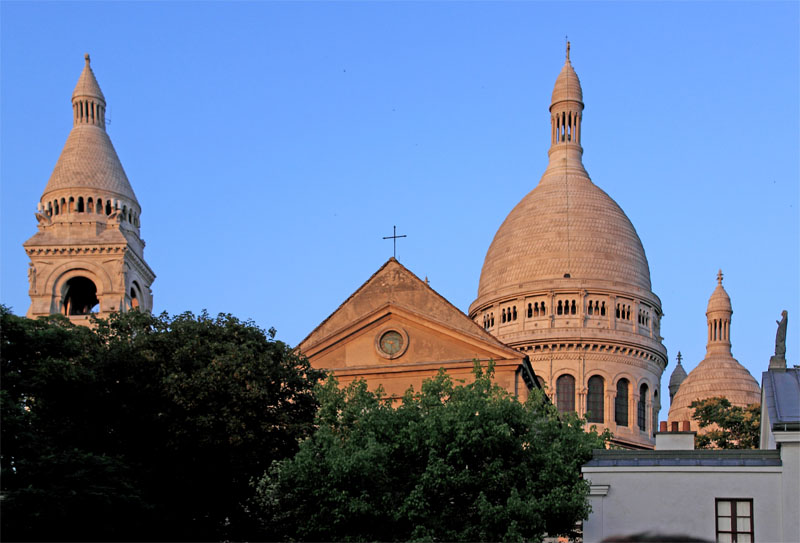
[130, 282, 140, 310]
[62, 276, 99, 316]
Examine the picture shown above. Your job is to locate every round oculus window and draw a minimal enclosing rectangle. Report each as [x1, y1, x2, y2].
[379, 330, 404, 356]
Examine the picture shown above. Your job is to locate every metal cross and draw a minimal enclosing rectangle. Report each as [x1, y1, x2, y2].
[383, 225, 407, 258]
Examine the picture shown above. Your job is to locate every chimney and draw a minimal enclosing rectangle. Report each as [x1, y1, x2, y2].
[655, 420, 696, 450]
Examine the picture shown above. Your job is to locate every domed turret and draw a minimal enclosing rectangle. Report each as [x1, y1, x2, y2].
[667, 272, 761, 429]
[668, 352, 688, 403]
[469, 45, 667, 449]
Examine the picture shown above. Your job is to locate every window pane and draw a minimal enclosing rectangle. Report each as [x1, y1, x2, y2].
[717, 501, 731, 516]
[587, 376, 604, 423]
[738, 534, 751, 543]
[717, 517, 731, 531]
[736, 517, 751, 532]
[736, 501, 751, 517]
[717, 533, 731, 543]
[557, 375, 575, 413]
[615, 379, 629, 426]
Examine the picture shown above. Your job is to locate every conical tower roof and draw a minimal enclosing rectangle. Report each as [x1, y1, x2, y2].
[41, 55, 138, 204]
[72, 53, 105, 102]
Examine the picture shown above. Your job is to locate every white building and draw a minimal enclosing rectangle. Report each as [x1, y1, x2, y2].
[582, 365, 799, 542]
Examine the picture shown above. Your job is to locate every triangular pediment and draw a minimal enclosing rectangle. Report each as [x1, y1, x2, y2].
[297, 259, 521, 369]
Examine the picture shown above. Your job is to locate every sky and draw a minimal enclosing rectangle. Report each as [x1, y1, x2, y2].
[2, 1, 798, 420]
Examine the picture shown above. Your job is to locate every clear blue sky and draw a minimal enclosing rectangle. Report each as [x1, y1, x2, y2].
[2, 1, 798, 419]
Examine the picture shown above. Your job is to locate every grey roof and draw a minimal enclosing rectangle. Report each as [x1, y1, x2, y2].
[583, 449, 781, 468]
[762, 368, 800, 431]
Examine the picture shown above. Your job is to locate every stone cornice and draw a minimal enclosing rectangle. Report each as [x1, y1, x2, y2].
[25, 245, 128, 256]
[521, 340, 667, 367]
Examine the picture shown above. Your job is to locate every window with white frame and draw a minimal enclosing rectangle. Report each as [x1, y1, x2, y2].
[716, 498, 753, 543]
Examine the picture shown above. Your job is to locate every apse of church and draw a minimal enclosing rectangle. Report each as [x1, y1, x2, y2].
[469, 44, 667, 449]
[24, 55, 155, 322]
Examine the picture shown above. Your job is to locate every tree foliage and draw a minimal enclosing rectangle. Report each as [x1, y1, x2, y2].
[1, 306, 324, 541]
[690, 396, 760, 449]
[254, 364, 609, 542]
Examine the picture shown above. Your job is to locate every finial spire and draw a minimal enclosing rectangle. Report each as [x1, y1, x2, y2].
[677, 351, 683, 365]
[85, 53, 90, 65]
[566, 40, 570, 62]
[717, 269, 723, 285]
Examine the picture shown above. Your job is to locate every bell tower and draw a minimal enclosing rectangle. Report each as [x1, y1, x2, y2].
[23, 54, 155, 322]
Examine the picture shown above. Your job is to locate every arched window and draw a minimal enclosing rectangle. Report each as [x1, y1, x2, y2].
[527, 303, 532, 318]
[62, 276, 99, 316]
[601, 301, 606, 316]
[105, 200, 112, 215]
[68, 196, 75, 213]
[77, 197, 84, 212]
[557, 301, 563, 315]
[615, 379, 629, 427]
[638, 383, 648, 431]
[588, 302, 594, 315]
[512, 306, 517, 320]
[570, 300, 576, 315]
[556, 374, 576, 414]
[541, 302, 546, 315]
[587, 376, 604, 423]
[87, 197, 94, 213]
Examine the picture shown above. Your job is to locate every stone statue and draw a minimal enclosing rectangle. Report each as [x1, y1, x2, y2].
[775, 310, 788, 357]
[27, 263, 37, 294]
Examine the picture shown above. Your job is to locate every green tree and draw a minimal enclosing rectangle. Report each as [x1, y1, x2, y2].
[690, 396, 760, 449]
[254, 363, 609, 542]
[1, 307, 324, 541]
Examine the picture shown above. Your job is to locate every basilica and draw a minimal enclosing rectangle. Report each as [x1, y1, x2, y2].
[24, 47, 762, 450]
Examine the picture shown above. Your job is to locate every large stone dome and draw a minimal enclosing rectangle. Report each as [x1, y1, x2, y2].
[469, 45, 666, 450]
[476, 173, 652, 300]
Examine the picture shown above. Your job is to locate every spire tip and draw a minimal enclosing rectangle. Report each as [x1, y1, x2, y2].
[717, 269, 723, 285]
[84, 53, 91, 65]
[566, 40, 571, 62]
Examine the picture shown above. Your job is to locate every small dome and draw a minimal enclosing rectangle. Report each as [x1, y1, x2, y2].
[669, 359, 688, 388]
[551, 57, 583, 105]
[667, 354, 761, 427]
[707, 270, 732, 314]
